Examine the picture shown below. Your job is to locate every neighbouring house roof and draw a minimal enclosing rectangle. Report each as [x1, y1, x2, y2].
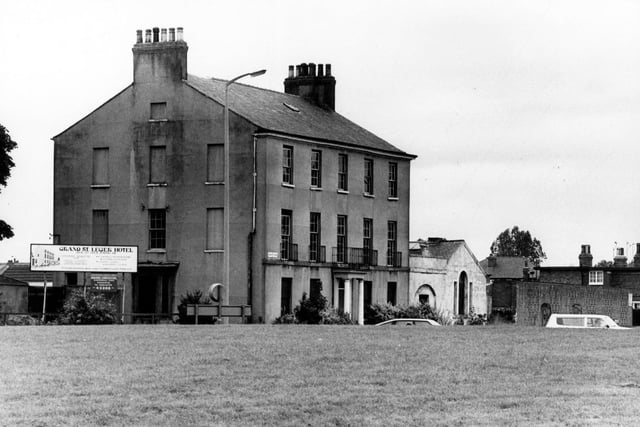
[186, 75, 415, 158]
[0, 263, 47, 284]
[410, 239, 465, 260]
[0, 274, 28, 287]
[480, 256, 528, 279]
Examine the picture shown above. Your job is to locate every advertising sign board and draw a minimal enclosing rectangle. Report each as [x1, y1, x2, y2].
[30, 244, 138, 273]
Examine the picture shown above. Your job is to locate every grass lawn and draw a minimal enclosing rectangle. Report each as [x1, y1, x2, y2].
[1, 324, 640, 426]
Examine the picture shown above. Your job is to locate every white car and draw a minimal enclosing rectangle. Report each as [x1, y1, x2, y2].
[545, 314, 629, 329]
[375, 318, 441, 326]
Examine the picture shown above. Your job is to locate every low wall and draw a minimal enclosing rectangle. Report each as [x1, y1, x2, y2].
[516, 282, 632, 327]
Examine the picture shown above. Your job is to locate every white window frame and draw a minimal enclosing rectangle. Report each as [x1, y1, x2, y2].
[588, 270, 603, 285]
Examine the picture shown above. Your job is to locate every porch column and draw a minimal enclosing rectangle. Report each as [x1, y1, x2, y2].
[357, 279, 364, 325]
[333, 278, 340, 309]
[344, 279, 351, 315]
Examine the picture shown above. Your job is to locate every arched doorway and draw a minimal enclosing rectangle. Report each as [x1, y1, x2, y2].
[416, 285, 436, 308]
[458, 272, 468, 315]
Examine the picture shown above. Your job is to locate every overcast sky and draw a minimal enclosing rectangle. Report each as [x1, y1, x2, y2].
[1, 0, 639, 266]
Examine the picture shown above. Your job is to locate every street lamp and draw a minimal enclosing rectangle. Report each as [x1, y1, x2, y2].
[224, 69, 266, 309]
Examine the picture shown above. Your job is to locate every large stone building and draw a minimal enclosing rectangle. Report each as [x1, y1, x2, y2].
[52, 28, 415, 323]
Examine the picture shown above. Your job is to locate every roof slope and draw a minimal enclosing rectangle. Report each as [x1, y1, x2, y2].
[1, 263, 46, 283]
[480, 257, 527, 279]
[186, 75, 414, 157]
[410, 239, 465, 260]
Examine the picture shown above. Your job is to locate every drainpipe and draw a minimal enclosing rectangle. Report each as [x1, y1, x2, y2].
[247, 135, 258, 309]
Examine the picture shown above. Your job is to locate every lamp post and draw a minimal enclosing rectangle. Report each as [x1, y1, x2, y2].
[224, 69, 266, 309]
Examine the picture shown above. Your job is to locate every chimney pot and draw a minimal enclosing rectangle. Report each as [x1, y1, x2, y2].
[301, 63, 308, 76]
[176, 27, 184, 41]
[288, 65, 294, 78]
[136, 30, 143, 44]
[318, 64, 324, 77]
[161, 28, 167, 42]
[145, 29, 152, 43]
[309, 63, 316, 76]
[579, 244, 593, 268]
[169, 28, 176, 42]
[325, 64, 332, 76]
[295, 65, 301, 77]
[487, 255, 497, 268]
[153, 27, 160, 43]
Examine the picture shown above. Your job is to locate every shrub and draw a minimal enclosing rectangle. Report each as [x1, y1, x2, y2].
[272, 291, 355, 325]
[177, 289, 213, 324]
[61, 289, 117, 325]
[320, 307, 355, 325]
[365, 302, 441, 325]
[295, 292, 327, 324]
[273, 313, 298, 324]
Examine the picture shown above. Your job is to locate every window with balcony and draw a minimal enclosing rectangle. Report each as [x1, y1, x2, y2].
[310, 212, 323, 262]
[387, 220, 398, 267]
[281, 210, 296, 260]
[363, 218, 374, 265]
[337, 215, 348, 263]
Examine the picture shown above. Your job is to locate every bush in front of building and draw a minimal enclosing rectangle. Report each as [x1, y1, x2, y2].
[61, 289, 117, 325]
[365, 302, 441, 325]
[177, 289, 215, 324]
[273, 292, 355, 325]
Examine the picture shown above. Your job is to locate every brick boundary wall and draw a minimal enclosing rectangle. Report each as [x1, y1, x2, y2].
[515, 282, 632, 327]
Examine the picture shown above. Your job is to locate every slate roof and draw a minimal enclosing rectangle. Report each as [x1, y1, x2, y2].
[0, 263, 46, 283]
[186, 75, 415, 158]
[0, 274, 28, 287]
[410, 239, 465, 260]
[479, 257, 527, 279]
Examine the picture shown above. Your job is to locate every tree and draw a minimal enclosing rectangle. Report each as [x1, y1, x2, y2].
[595, 260, 613, 268]
[0, 124, 17, 240]
[490, 226, 546, 265]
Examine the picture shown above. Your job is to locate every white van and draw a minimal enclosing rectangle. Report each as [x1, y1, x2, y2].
[545, 314, 629, 329]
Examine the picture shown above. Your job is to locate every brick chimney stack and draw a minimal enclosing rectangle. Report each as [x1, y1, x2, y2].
[613, 247, 628, 267]
[284, 62, 336, 110]
[133, 27, 187, 83]
[634, 243, 640, 267]
[579, 244, 593, 268]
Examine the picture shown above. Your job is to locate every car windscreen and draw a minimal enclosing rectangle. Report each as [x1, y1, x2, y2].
[556, 317, 584, 326]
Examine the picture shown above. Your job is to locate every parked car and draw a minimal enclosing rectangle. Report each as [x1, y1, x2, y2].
[545, 314, 629, 329]
[375, 318, 441, 327]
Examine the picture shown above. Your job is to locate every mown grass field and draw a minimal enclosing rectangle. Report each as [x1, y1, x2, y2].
[1, 324, 640, 426]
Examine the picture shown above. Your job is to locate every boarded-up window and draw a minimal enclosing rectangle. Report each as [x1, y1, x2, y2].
[92, 148, 109, 185]
[150, 102, 167, 120]
[206, 208, 224, 250]
[207, 144, 224, 182]
[150, 146, 166, 183]
[92, 210, 109, 245]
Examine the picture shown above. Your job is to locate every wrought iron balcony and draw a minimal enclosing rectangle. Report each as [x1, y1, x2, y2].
[280, 241, 298, 262]
[309, 245, 326, 263]
[332, 247, 378, 267]
[386, 251, 402, 268]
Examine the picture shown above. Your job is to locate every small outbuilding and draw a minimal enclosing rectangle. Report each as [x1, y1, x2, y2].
[409, 238, 488, 317]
